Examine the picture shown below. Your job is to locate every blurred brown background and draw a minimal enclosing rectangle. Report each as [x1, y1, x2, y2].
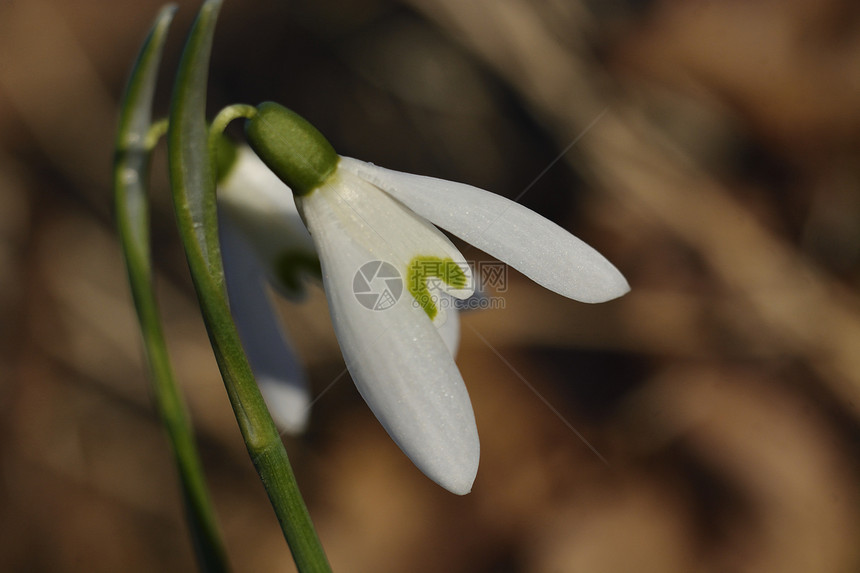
[3, 0, 860, 571]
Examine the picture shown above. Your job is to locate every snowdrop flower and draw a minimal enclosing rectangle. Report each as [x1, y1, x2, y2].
[243, 102, 629, 494]
[216, 142, 466, 436]
[217, 143, 319, 433]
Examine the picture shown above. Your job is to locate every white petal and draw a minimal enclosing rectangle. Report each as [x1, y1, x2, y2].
[298, 170, 479, 494]
[341, 157, 630, 303]
[305, 164, 474, 320]
[219, 146, 318, 299]
[220, 213, 310, 434]
[435, 293, 461, 356]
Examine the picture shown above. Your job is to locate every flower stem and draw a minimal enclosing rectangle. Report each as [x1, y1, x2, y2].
[209, 104, 257, 140]
[167, 1, 331, 571]
[114, 5, 230, 572]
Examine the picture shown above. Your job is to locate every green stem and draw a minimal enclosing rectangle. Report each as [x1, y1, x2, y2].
[122, 208, 231, 573]
[167, 1, 330, 571]
[145, 118, 170, 149]
[114, 5, 230, 572]
[209, 104, 257, 141]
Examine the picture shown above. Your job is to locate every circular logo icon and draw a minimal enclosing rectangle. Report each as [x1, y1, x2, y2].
[353, 261, 403, 311]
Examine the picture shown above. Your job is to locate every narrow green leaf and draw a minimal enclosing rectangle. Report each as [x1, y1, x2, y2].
[167, 0, 222, 278]
[114, 5, 231, 573]
[167, 1, 332, 571]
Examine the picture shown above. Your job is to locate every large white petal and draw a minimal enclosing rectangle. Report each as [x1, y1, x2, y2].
[219, 146, 318, 299]
[219, 213, 310, 434]
[340, 156, 629, 303]
[298, 171, 479, 494]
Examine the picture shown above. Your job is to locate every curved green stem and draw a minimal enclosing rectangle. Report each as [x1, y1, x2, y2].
[167, 1, 331, 571]
[209, 104, 257, 140]
[114, 5, 230, 572]
[145, 118, 170, 149]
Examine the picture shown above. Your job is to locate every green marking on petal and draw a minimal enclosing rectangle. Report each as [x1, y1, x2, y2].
[407, 256, 468, 320]
[274, 250, 322, 294]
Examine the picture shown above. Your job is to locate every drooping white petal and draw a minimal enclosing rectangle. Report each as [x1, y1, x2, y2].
[340, 157, 630, 303]
[219, 212, 310, 434]
[297, 169, 479, 494]
[219, 146, 318, 299]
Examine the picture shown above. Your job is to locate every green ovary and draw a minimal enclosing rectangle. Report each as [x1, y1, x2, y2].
[244, 102, 339, 196]
[407, 256, 468, 320]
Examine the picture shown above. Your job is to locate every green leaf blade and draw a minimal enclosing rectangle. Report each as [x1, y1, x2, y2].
[168, 0, 223, 277]
[166, 1, 332, 571]
[114, 5, 231, 573]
